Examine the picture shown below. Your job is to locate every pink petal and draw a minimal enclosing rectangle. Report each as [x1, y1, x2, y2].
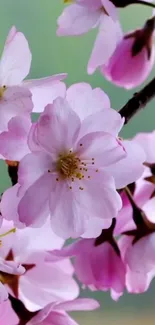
[0, 116, 31, 161]
[88, 15, 122, 74]
[66, 82, 110, 120]
[77, 131, 126, 167]
[18, 152, 52, 191]
[35, 98, 81, 156]
[134, 131, 155, 163]
[79, 109, 124, 138]
[24, 75, 67, 113]
[18, 173, 53, 227]
[105, 140, 146, 189]
[19, 262, 79, 311]
[0, 86, 33, 132]
[57, 4, 100, 36]
[0, 184, 24, 227]
[101, 0, 118, 21]
[0, 300, 19, 324]
[80, 170, 122, 221]
[0, 258, 25, 275]
[50, 182, 89, 239]
[125, 233, 155, 273]
[0, 26, 31, 86]
[0, 283, 8, 303]
[143, 197, 155, 224]
[55, 298, 100, 311]
[27, 308, 78, 325]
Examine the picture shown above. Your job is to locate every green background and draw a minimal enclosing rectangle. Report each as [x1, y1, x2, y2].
[0, 1, 155, 323]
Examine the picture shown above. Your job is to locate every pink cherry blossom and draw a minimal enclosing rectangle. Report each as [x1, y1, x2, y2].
[27, 298, 99, 325]
[15, 97, 127, 238]
[0, 300, 19, 324]
[46, 237, 126, 301]
[0, 220, 79, 311]
[57, 1, 123, 74]
[101, 18, 155, 89]
[0, 26, 67, 113]
[114, 131, 155, 293]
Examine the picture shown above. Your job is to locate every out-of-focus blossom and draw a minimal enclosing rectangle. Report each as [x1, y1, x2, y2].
[0, 220, 79, 311]
[101, 17, 155, 89]
[57, 0, 123, 74]
[0, 26, 67, 113]
[27, 298, 99, 325]
[46, 236, 126, 301]
[115, 132, 155, 293]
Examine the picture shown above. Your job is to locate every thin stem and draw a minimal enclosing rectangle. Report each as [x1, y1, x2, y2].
[134, 0, 155, 9]
[119, 77, 155, 124]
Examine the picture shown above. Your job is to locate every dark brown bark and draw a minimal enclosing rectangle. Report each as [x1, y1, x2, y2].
[119, 77, 155, 124]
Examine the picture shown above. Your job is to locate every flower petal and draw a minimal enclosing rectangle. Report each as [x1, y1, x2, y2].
[0, 26, 31, 85]
[77, 132, 126, 167]
[88, 15, 122, 74]
[24, 75, 67, 113]
[18, 173, 53, 227]
[0, 116, 31, 161]
[66, 82, 110, 120]
[105, 140, 146, 189]
[35, 98, 81, 156]
[0, 86, 33, 132]
[57, 4, 100, 36]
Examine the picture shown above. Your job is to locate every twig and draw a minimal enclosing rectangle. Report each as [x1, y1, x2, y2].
[119, 77, 155, 124]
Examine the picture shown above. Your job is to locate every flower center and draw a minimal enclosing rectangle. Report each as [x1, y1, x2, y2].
[0, 85, 6, 98]
[56, 151, 81, 179]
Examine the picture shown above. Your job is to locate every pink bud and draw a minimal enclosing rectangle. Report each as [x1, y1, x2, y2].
[101, 17, 155, 89]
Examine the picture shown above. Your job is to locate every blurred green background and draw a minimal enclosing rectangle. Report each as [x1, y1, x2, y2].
[0, 1, 155, 324]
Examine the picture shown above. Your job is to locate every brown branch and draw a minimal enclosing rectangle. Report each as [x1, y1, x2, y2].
[119, 77, 155, 124]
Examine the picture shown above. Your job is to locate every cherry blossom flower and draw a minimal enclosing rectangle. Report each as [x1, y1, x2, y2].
[57, 0, 123, 74]
[101, 17, 155, 89]
[46, 236, 126, 301]
[0, 220, 79, 311]
[115, 132, 155, 293]
[13, 97, 127, 238]
[0, 26, 67, 113]
[27, 298, 99, 325]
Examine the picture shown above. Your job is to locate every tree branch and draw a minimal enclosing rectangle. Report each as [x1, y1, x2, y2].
[119, 77, 155, 124]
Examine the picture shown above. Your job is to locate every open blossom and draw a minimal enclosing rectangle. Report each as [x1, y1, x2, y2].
[57, 0, 123, 74]
[27, 298, 99, 325]
[0, 26, 67, 113]
[46, 236, 126, 301]
[14, 97, 125, 238]
[101, 17, 155, 89]
[114, 131, 155, 293]
[0, 83, 146, 238]
[0, 220, 79, 311]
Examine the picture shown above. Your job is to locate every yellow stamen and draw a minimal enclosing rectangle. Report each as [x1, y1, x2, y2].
[0, 85, 6, 98]
[0, 228, 16, 239]
[64, 0, 73, 3]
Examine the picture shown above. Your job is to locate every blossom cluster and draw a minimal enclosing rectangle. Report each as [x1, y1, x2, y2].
[0, 0, 155, 324]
